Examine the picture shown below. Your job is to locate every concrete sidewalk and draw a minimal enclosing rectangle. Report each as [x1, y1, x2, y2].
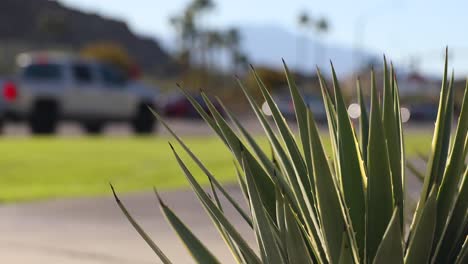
[0, 186, 254, 264]
[0, 172, 423, 264]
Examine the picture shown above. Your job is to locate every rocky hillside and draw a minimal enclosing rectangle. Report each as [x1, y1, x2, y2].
[0, 0, 171, 74]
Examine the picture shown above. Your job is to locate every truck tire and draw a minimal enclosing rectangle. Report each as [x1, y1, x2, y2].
[83, 122, 104, 135]
[0, 116, 3, 134]
[29, 100, 58, 135]
[132, 103, 156, 134]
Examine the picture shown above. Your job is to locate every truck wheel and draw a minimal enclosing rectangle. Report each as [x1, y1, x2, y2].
[0, 116, 4, 134]
[132, 104, 156, 134]
[83, 122, 104, 135]
[29, 101, 58, 135]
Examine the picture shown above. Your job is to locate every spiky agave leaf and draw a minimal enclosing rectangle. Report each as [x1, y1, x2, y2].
[372, 208, 403, 264]
[114, 50, 466, 264]
[155, 190, 221, 264]
[110, 185, 172, 264]
[382, 58, 405, 230]
[366, 69, 395, 262]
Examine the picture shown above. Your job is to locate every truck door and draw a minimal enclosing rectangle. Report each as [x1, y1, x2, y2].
[96, 64, 135, 119]
[64, 63, 103, 119]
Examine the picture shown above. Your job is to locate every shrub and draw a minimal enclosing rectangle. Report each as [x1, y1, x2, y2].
[246, 66, 288, 91]
[80, 42, 140, 78]
[112, 49, 467, 263]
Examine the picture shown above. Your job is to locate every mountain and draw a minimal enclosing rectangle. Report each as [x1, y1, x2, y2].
[161, 24, 376, 77]
[0, 0, 171, 74]
[239, 25, 375, 77]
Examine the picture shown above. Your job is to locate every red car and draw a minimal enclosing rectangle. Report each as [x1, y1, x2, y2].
[163, 93, 225, 119]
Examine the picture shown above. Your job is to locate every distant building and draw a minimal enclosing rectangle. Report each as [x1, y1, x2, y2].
[397, 72, 440, 96]
[342, 69, 440, 98]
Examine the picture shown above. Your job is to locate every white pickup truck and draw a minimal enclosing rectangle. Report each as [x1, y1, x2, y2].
[0, 53, 159, 134]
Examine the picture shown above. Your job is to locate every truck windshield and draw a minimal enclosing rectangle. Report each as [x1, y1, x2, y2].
[22, 64, 63, 81]
[98, 64, 127, 87]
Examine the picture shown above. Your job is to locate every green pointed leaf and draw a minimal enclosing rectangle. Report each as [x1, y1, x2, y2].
[251, 66, 312, 204]
[405, 187, 438, 264]
[366, 69, 394, 262]
[437, 69, 455, 183]
[176, 85, 224, 139]
[382, 58, 404, 229]
[308, 111, 354, 264]
[196, 91, 277, 220]
[273, 187, 293, 260]
[417, 152, 429, 163]
[409, 50, 452, 254]
[150, 109, 253, 228]
[434, 81, 468, 246]
[392, 66, 406, 213]
[236, 78, 323, 230]
[357, 78, 369, 161]
[317, 68, 340, 176]
[243, 154, 286, 264]
[237, 78, 327, 263]
[455, 236, 468, 264]
[283, 60, 315, 197]
[418, 48, 451, 207]
[330, 63, 367, 257]
[338, 232, 354, 264]
[434, 167, 468, 263]
[170, 145, 261, 263]
[275, 187, 287, 251]
[218, 99, 277, 180]
[202, 178, 248, 264]
[284, 202, 314, 264]
[283, 61, 324, 224]
[236, 78, 297, 183]
[157, 193, 221, 264]
[406, 160, 425, 182]
[175, 86, 276, 222]
[372, 208, 404, 264]
[110, 185, 172, 264]
[207, 177, 223, 211]
[233, 160, 250, 203]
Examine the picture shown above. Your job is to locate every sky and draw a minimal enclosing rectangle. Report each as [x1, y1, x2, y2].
[58, 0, 468, 76]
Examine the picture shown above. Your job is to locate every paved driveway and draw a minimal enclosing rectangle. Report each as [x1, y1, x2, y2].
[0, 173, 424, 264]
[0, 186, 254, 264]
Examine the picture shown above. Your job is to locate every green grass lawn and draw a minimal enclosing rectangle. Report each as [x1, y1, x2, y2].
[0, 131, 433, 202]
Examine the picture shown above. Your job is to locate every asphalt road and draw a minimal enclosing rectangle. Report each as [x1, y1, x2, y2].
[0, 118, 435, 137]
[0, 118, 266, 137]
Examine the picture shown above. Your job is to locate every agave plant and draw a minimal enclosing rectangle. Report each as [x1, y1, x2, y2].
[112, 49, 467, 264]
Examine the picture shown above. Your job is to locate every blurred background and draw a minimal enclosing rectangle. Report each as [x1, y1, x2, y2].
[0, 0, 464, 199]
[0, 0, 464, 196]
[0, 0, 465, 132]
[0, 1, 465, 263]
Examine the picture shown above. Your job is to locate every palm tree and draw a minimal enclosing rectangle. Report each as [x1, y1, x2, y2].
[297, 11, 312, 72]
[297, 11, 330, 71]
[224, 28, 242, 73]
[169, 10, 196, 66]
[298, 11, 311, 28]
[169, 10, 196, 87]
[232, 51, 249, 75]
[204, 30, 223, 71]
[316, 18, 329, 34]
[189, 0, 216, 87]
[188, 0, 215, 14]
[201, 30, 224, 87]
[187, 0, 214, 64]
[315, 17, 329, 68]
[169, 0, 216, 87]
